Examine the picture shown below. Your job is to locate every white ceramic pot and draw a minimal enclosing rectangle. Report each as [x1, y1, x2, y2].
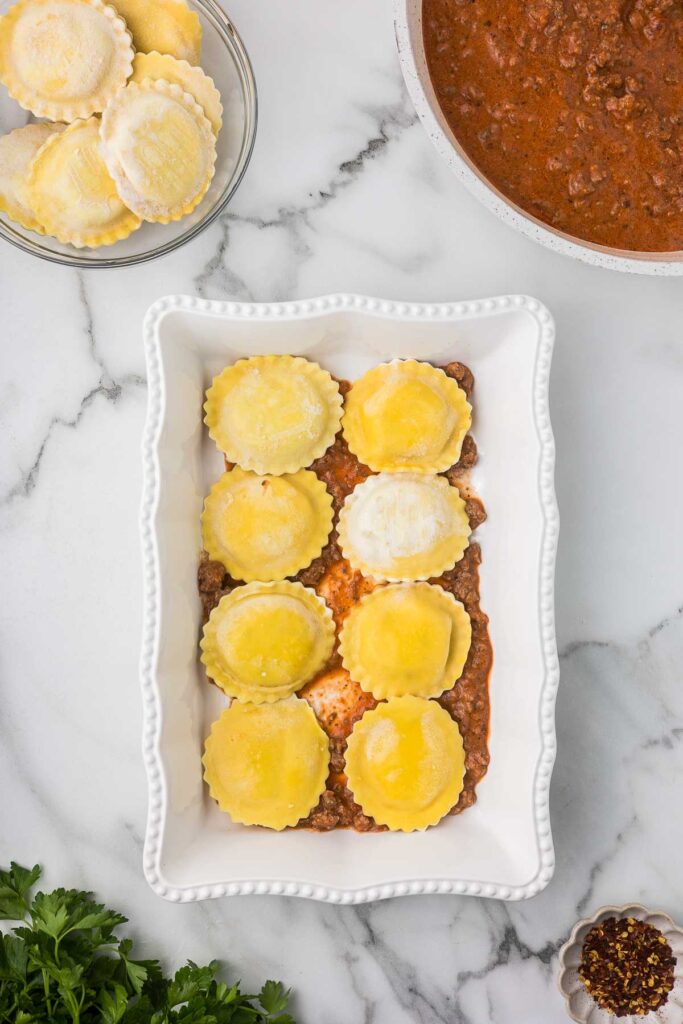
[394, 0, 683, 276]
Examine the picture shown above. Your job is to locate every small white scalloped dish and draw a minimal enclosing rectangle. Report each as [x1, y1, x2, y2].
[140, 293, 559, 904]
[558, 904, 683, 1023]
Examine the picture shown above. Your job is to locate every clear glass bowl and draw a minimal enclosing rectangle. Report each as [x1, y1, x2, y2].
[0, 0, 257, 268]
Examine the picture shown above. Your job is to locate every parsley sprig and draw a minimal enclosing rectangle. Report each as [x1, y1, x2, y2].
[0, 862, 294, 1024]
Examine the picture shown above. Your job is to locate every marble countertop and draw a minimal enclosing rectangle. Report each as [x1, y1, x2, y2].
[2, 2, 683, 1022]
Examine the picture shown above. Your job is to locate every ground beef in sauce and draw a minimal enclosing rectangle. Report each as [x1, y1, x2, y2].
[423, 0, 683, 252]
[198, 361, 492, 831]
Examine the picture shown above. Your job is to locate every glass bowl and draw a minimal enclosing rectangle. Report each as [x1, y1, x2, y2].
[0, 0, 257, 268]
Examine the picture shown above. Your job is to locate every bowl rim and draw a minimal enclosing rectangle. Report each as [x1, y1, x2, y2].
[394, 0, 683, 276]
[0, 0, 258, 269]
[558, 903, 683, 1023]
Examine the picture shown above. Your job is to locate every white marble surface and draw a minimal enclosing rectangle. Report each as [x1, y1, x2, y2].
[1, 2, 683, 1022]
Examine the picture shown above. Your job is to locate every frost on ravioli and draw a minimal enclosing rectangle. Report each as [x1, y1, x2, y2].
[0, 0, 133, 121]
[343, 359, 472, 473]
[131, 51, 222, 135]
[26, 118, 140, 247]
[203, 698, 330, 830]
[0, 123, 65, 232]
[201, 467, 334, 583]
[337, 472, 471, 581]
[201, 581, 335, 703]
[109, 0, 201, 64]
[344, 696, 465, 831]
[339, 582, 472, 699]
[100, 79, 216, 223]
[204, 355, 343, 475]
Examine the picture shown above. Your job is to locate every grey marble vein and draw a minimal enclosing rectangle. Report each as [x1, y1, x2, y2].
[0, 273, 145, 505]
[193, 98, 418, 300]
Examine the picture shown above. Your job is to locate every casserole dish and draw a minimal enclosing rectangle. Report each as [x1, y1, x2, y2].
[140, 292, 559, 903]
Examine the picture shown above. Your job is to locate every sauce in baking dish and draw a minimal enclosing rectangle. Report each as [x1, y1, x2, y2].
[423, 0, 683, 252]
[198, 364, 493, 832]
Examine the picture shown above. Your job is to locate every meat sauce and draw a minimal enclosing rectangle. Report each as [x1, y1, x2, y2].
[423, 0, 683, 252]
[198, 363, 493, 832]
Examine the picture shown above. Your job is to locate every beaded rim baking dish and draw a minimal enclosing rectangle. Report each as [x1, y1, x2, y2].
[140, 292, 559, 903]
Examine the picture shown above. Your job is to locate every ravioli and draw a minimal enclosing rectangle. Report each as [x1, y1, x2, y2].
[343, 360, 472, 473]
[205, 355, 343, 475]
[109, 0, 201, 64]
[201, 581, 335, 702]
[339, 582, 471, 699]
[0, 0, 133, 121]
[344, 696, 465, 831]
[337, 472, 471, 581]
[26, 117, 140, 247]
[201, 467, 334, 582]
[100, 79, 216, 223]
[131, 51, 222, 134]
[0, 123, 65, 232]
[203, 697, 330, 830]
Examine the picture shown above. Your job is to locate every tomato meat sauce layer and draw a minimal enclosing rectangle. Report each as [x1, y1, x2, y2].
[198, 363, 493, 832]
[423, 0, 683, 252]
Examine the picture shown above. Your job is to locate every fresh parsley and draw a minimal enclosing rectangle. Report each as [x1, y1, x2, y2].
[0, 862, 294, 1024]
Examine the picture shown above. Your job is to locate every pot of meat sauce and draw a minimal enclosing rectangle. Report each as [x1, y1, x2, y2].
[394, 0, 683, 274]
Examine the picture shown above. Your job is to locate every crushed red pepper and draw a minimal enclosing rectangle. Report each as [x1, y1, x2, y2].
[579, 916, 676, 1017]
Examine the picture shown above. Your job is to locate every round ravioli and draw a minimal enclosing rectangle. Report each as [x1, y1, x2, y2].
[339, 582, 471, 699]
[0, 0, 133, 121]
[201, 467, 334, 583]
[203, 697, 330, 830]
[100, 79, 216, 223]
[345, 696, 465, 831]
[131, 51, 222, 134]
[0, 123, 65, 232]
[109, 0, 201, 63]
[205, 355, 343, 475]
[201, 581, 335, 702]
[337, 472, 471, 581]
[343, 360, 472, 473]
[26, 118, 140, 247]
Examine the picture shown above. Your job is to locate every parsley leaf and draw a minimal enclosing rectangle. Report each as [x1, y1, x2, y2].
[0, 861, 295, 1024]
[259, 981, 292, 1016]
[0, 862, 40, 921]
[31, 888, 126, 942]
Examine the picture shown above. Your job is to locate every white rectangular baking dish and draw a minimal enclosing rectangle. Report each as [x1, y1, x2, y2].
[140, 293, 559, 904]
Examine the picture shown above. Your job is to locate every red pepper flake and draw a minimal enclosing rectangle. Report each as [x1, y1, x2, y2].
[579, 916, 676, 1017]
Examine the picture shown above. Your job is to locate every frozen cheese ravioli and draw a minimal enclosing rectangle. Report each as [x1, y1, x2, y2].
[204, 355, 342, 474]
[201, 581, 335, 703]
[0, 0, 133, 121]
[201, 467, 333, 583]
[131, 51, 222, 134]
[109, 0, 201, 64]
[343, 359, 472, 473]
[100, 79, 216, 223]
[26, 117, 140, 247]
[345, 696, 465, 831]
[0, 123, 65, 232]
[339, 582, 471, 699]
[203, 697, 329, 830]
[337, 472, 471, 581]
